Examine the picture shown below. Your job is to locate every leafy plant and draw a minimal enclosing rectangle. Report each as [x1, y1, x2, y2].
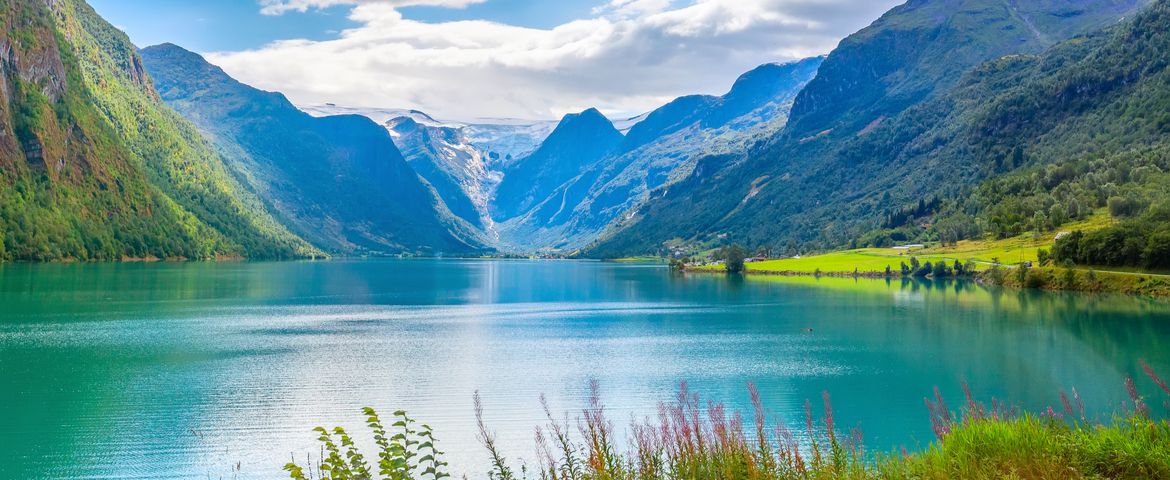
[284, 409, 449, 480]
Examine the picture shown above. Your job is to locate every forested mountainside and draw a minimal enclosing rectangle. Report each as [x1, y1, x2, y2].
[141, 44, 487, 256]
[492, 58, 823, 252]
[585, 0, 1153, 258]
[0, 0, 315, 261]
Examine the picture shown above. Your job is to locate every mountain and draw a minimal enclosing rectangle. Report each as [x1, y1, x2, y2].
[492, 108, 624, 224]
[295, 59, 820, 253]
[0, 0, 315, 261]
[302, 104, 558, 167]
[140, 43, 487, 255]
[495, 57, 822, 252]
[387, 116, 499, 232]
[462, 120, 560, 168]
[786, 0, 1146, 139]
[849, 0, 1170, 251]
[585, 0, 1151, 258]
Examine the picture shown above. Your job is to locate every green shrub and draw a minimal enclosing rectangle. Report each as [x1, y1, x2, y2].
[284, 409, 449, 480]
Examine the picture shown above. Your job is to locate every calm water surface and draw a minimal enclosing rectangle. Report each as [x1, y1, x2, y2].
[2, 259, 1169, 478]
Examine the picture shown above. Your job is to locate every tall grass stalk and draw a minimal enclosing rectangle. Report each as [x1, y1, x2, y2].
[285, 363, 1170, 480]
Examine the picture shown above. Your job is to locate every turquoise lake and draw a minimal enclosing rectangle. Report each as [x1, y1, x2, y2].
[2, 259, 1168, 478]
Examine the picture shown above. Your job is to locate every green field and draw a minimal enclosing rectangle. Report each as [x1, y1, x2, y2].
[697, 210, 1115, 275]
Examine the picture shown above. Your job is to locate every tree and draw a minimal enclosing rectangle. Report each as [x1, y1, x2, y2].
[1016, 262, 1030, 284]
[932, 260, 950, 278]
[1108, 194, 1147, 218]
[720, 244, 748, 274]
[1053, 231, 1083, 265]
[1010, 145, 1025, 169]
[1144, 231, 1170, 269]
[1062, 267, 1078, 288]
[915, 261, 933, 278]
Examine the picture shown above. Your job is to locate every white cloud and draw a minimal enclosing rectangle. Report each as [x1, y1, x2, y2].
[594, 0, 675, 17]
[211, 0, 903, 121]
[259, 0, 485, 15]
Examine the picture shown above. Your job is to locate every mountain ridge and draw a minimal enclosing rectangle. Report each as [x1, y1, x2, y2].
[492, 108, 625, 224]
[584, 0, 1152, 258]
[493, 57, 823, 253]
[140, 42, 488, 255]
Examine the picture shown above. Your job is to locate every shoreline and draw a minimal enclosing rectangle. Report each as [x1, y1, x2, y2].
[683, 265, 1170, 298]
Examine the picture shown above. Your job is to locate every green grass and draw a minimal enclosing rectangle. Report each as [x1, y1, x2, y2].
[284, 364, 1170, 480]
[695, 211, 1115, 275]
[897, 415, 1170, 479]
[997, 266, 1170, 297]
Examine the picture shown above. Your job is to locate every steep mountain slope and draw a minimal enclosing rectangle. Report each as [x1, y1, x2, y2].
[856, 0, 1170, 248]
[787, 0, 1145, 139]
[388, 116, 499, 232]
[0, 0, 314, 261]
[141, 43, 487, 255]
[586, 0, 1150, 257]
[492, 108, 624, 223]
[499, 58, 822, 252]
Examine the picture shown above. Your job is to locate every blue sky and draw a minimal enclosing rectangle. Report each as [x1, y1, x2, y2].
[89, 0, 353, 51]
[90, 0, 605, 51]
[90, 0, 902, 121]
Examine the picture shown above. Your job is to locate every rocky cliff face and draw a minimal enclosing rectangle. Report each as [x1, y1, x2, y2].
[388, 116, 500, 232]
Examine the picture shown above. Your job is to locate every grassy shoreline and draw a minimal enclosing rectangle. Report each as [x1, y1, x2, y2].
[684, 261, 1170, 297]
[284, 365, 1170, 480]
[677, 211, 1170, 297]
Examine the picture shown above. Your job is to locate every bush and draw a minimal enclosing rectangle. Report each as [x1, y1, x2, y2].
[1024, 269, 1049, 289]
[932, 260, 951, 278]
[916, 261, 934, 278]
[1037, 248, 1051, 267]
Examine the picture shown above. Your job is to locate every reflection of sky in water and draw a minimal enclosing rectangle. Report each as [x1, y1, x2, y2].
[1, 260, 1168, 479]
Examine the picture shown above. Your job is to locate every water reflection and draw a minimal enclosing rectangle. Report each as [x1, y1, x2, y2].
[1, 260, 1168, 479]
